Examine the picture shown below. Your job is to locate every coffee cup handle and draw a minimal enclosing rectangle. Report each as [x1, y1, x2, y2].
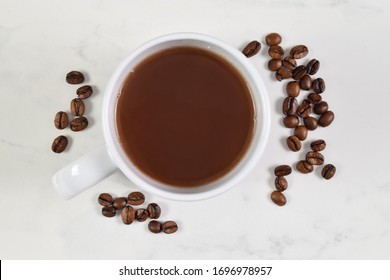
[52, 145, 118, 199]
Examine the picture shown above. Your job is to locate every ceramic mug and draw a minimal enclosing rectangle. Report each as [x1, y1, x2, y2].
[52, 32, 270, 201]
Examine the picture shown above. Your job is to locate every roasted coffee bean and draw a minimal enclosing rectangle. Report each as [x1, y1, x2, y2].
[283, 57, 297, 70]
[290, 45, 308, 59]
[306, 59, 320, 75]
[66, 71, 85, 84]
[270, 191, 287, 206]
[148, 220, 162, 233]
[294, 125, 308, 141]
[54, 111, 68, 129]
[322, 164, 336, 180]
[70, 98, 85, 116]
[275, 67, 292, 81]
[102, 206, 116, 218]
[76, 85, 93, 99]
[313, 101, 329, 115]
[304, 116, 318, 131]
[269, 45, 284, 59]
[307, 93, 322, 104]
[135, 209, 149, 222]
[113, 197, 127, 210]
[283, 115, 299, 128]
[51, 135, 68, 153]
[292, 65, 307, 80]
[286, 81, 300, 97]
[306, 151, 324, 165]
[98, 193, 113, 206]
[318, 111, 335, 127]
[147, 203, 161, 219]
[69, 116, 88, 131]
[312, 78, 326, 93]
[299, 75, 312, 90]
[268, 59, 282, 71]
[296, 100, 312, 118]
[286, 135, 301, 152]
[121, 205, 135, 225]
[242, 40, 261, 57]
[265, 33, 282, 46]
[296, 160, 314, 174]
[311, 139, 326, 152]
[274, 165, 292, 176]
[127, 191, 145, 206]
[275, 176, 288, 191]
[162, 221, 178, 234]
[283, 97, 298, 115]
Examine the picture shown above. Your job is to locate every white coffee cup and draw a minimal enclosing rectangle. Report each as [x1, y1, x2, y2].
[52, 32, 270, 201]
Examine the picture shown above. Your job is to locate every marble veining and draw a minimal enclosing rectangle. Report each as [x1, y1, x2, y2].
[0, 0, 390, 259]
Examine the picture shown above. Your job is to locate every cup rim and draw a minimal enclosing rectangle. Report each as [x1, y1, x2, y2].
[103, 32, 270, 201]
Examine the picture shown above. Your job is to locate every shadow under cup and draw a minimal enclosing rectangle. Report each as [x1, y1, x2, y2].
[103, 33, 270, 201]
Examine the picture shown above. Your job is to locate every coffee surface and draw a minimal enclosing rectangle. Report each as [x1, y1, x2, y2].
[116, 46, 254, 186]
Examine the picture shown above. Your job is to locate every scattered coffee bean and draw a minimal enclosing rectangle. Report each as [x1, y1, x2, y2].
[275, 176, 288, 191]
[294, 125, 308, 141]
[306, 151, 325, 165]
[70, 98, 85, 116]
[113, 197, 127, 210]
[162, 221, 178, 234]
[318, 111, 335, 127]
[283, 97, 298, 115]
[311, 139, 326, 152]
[242, 40, 261, 57]
[135, 209, 149, 222]
[286, 135, 302, 152]
[306, 59, 320, 75]
[51, 135, 68, 153]
[307, 93, 322, 104]
[303, 116, 318, 130]
[98, 193, 113, 206]
[299, 75, 312, 90]
[121, 205, 135, 225]
[69, 116, 88, 131]
[102, 206, 116, 218]
[270, 191, 287, 206]
[290, 45, 309, 59]
[148, 220, 162, 233]
[276, 67, 292, 81]
[292, 65, 307, 80]
[265, 33, 282, 46]
[54, 111, 69, 130]
[321, 164, 336, 180]
[274, 165, 292, 176]
[268, 59, 283, 71]
[147, 203, 161, 219]
[296, 160, 314, 174]
[282, 57, 297, 70]
[313, 101, 329, 115]
[286, 135, 301, 152]
[76, 85, 93, 99]
[66, 71, 85, 84]
[286, 81, 300, 97]
[296, 100, 312, 118]
[269, 45, 284, 59]
[312, 78, 326, 93]
[127, 191, 145, 206]
[283, 115, 299, 128]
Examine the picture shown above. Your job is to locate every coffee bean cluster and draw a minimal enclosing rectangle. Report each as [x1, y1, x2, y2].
[98, 191, 178, 234]
[263, 33, 336, 206]
[242, 33, 337, 206]
[51, 71, 93, 153]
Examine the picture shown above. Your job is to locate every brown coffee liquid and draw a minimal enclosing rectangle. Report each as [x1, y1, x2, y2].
[116, 46, 254, 187]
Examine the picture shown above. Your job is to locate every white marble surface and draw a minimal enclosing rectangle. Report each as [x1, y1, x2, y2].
[1, 0, 390, 259]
